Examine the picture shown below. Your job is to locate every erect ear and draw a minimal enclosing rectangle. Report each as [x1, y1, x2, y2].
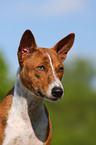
[18, 29, 37, 67]
[52, 33, 75, 61]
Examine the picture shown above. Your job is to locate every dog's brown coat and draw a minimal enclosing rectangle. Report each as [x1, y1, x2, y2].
[0, 88, 13, 145]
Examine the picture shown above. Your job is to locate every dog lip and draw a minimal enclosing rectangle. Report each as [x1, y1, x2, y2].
[46, 96, 62, 102]
[49, 97, 61, 101]
[37, 90, 62, 101]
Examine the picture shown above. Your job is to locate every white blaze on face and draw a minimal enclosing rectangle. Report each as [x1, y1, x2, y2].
[46, 53, 64, 98]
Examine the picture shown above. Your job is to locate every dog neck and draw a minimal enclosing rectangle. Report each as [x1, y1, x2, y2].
[14, 68, 44, 123]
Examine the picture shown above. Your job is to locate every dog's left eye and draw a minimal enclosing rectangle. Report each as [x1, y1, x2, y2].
[37, 65, 45, 71]
[59, 67, 64, 73]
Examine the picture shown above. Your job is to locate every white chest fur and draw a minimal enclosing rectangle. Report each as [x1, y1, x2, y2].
[3, 97, 45, 145]
[2, 70, 48, 145]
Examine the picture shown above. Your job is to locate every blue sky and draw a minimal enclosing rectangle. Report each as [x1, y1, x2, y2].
[0, 0, 96, 75]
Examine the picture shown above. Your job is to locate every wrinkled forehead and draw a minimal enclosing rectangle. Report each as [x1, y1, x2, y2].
[28, 48, 62, 67]
[39, 48, 62, 64]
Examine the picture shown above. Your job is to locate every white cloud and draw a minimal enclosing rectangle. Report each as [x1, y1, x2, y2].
[0, 0, 86, 19]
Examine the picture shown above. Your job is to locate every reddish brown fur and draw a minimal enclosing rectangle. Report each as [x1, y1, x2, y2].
[20, 49, 53, 96]
[41, 48, 64, 80]
[52, 33, 75, 61]
[0, 88, 13, 145]
[18, 30, 75, 100]
[20, 48, 64, 100]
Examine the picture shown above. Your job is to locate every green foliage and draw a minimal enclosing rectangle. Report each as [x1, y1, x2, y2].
[0, 53, 96, 145]
[0, 53, 14, 102]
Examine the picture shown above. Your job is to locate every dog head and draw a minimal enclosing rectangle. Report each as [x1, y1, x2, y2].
[17, 30, 75, 101]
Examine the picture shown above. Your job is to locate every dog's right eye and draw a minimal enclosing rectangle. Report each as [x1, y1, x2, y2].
[37, 65, 46, 71]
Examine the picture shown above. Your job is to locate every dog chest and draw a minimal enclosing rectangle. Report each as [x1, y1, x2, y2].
[2, 96, 46, 145]
[3, 118, 44, 145]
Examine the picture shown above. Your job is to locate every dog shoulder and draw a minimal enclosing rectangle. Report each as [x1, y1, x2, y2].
[0, 88, 14, 145]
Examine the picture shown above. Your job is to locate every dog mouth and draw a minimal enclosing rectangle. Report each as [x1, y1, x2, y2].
[37, 90, 62, 101]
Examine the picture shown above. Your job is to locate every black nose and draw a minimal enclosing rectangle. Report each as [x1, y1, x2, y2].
[52, 87, 63, 98]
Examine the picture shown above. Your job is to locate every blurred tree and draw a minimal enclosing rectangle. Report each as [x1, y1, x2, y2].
[0, 52, 14, 102]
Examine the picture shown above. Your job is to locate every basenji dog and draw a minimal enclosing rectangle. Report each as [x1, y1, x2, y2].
[0, 30, 75, 145]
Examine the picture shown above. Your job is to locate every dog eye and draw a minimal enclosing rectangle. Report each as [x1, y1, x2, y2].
[59, 67, 64, 73]
[37, 65, 45, 71]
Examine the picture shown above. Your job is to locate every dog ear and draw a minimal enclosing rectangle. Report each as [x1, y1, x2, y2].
[18, 29, 37, 67]
[52, 33, 75, 61]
